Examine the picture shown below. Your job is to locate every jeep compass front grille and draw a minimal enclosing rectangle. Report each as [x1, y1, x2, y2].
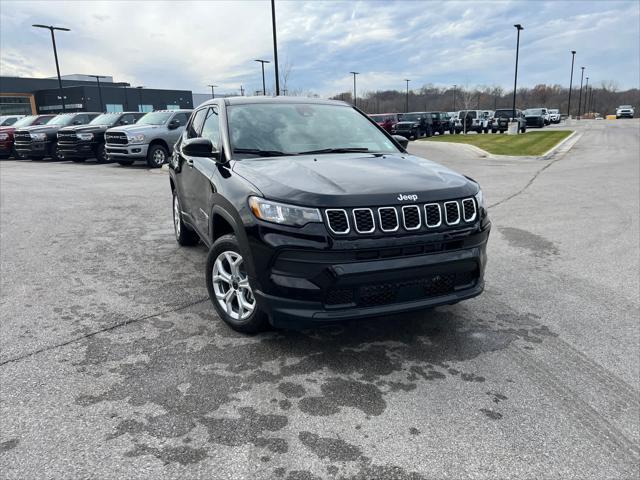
[324, 198, 478, 236]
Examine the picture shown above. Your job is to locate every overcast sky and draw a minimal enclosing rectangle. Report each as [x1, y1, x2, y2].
[1, 0, 638, 96]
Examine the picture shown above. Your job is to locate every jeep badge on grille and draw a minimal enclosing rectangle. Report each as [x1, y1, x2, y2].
[397, 194, 418, 201]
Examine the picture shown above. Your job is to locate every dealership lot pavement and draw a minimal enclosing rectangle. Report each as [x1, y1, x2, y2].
[1, 120, 638, 479]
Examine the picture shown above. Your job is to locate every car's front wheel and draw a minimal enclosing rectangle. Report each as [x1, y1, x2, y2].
[96, 142, 109, 164]
[147, 144, 168, 168]
[173, 191, 199, 246]
[206, 234, 269, 333]
[49, 141, 60, 161]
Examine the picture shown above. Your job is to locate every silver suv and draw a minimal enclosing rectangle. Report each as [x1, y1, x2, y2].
[105, 109, 191, 167]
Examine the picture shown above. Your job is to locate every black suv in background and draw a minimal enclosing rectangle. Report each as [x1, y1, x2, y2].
[57, 112, 144, 163]
[490, 109, 527, 134]
[169, 97, 489, 333]
[426, 112, 451, 135]
[13, 112, 100, 160]
[523, 108, 546, 128]
[391, 112, 431, 139]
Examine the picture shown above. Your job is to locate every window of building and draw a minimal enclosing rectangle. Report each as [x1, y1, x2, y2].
[106, 104, 123, 113]
[0, 95, 33, 116]
[166, 104, 180, 110]
[138, 104, 153, 113]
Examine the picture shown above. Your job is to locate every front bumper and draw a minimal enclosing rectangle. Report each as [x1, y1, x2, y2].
[246, 220, 490, 328]
[105, 143, 148, 159]
[57, 141, 96, 159]
[14, 140, 49, 157]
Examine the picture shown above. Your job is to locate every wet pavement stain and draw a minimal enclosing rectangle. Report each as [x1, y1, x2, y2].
[499, 227, 559, 257]
[0, 439, 19, 453]
[298, 431, 363, 462]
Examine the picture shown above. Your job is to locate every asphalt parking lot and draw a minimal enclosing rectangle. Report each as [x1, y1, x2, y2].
[1, 119, 638, 479]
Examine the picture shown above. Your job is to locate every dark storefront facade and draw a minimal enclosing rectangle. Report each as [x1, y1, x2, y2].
[0, 76, 193, 115]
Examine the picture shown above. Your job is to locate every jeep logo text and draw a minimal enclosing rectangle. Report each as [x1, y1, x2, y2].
[397, 194, 418, 201]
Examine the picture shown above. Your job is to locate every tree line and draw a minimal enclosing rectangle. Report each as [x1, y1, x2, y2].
[329, 82, 639, 116]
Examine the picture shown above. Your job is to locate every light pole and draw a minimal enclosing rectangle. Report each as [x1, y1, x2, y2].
[404, 79, 410, 113]
[453, 84, 457, 111]
[583, 76, 589, 116]
[577, 66, 585, 120]
[33, 24, 70, 112]
[512, 24, 524, 124]
[567, 50, 576, 118]
[90, 75, 107, 112]
[350, 72, 359, 107]
[136, 86, 144, 112]
[255, 59, 270, 95]
[207, 84, 218, 99]
[271, 0, 280, 95]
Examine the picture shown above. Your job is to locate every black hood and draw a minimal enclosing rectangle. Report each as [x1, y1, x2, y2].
[17, 124, 65, 134]
[59, 124, 110, 134]
[232, 153, 478, 208]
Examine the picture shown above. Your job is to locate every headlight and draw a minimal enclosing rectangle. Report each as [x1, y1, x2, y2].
[0, 133, 8, 141]
[127, 134, 145, 144]
[31, 132, 47, 141]
[248, 196, 322, 227]
[475, 189, 485, 209]
[77, 133, 94, 141]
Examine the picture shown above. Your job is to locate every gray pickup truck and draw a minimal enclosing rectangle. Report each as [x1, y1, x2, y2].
[105, 109, 191, 167]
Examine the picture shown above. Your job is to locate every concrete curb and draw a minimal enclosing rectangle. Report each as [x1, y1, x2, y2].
[541, 130, 580, 159]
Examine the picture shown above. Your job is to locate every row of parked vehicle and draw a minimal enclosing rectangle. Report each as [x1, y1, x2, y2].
[0, 109, 192, 167]
[368, 106, 563, 140]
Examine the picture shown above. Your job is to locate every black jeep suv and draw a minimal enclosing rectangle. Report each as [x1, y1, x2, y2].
[57, 112, 144, 163]
[13, 112, 100, 160]
[425, 112, 450, 135]
[170, 97, 490, 333]
[391, 112, 431, 139]
[490, 109, 527, 134]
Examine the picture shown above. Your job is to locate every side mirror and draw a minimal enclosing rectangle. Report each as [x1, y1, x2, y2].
[168, 119, 180, 130]
[73, 120, 82, 125]
[392, 135, 409, 149]
[181, 137, 221, 161]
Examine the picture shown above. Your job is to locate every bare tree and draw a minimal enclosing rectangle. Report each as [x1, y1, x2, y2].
[279, 57, 294, 94]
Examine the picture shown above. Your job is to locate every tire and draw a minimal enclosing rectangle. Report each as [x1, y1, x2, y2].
[520, 125, 527, 134]
[172, 190, 199, 246]
[49, 141, 60, 161]
[96, 142, 109, 164]
[147, 144, 168, 168]
[206, 234, 269, 333]
[117, 160, 134, 166]
[449, 128, 454, 135]
[72, 158, 86, 163]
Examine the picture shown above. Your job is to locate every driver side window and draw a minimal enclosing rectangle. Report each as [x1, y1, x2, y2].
[187, 109, 207, 138]
[200, 107, 220, 147]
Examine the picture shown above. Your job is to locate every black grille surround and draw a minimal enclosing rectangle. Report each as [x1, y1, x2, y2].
[57, 132, 78, 143]
[105, 132, 128, 145]
[324, 198, 478, 237]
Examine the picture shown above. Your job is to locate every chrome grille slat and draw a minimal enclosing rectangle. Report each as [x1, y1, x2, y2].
[401, 205, 421, 230]
[352, 208, 375, 234]
[424, 203, 442, 228]
[325, 209, 350, 234]
[461, 198, 477, 222]
[378, 207, 399, 232]
[444, 201, 460, 225]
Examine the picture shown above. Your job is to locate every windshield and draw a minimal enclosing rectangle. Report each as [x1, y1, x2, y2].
[89, 113, 122, 126]
[525, 109, 543, 115]
[137, 112, 172, 125]
[47, 115, 76, 126]
[12, 116, 37, 128]
[549, 109, 559, 114]
[401, 114, 422, 122]
[495, 110, 514, 118]
[228, 103, 401, 158]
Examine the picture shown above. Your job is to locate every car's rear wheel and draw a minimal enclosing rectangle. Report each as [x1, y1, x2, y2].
[147, 144, 167, 168]
[206, 234, 269, 333]
[520, 126, 527, 134]
[96, 142, 109, 164]
[172, 191, 199, 246]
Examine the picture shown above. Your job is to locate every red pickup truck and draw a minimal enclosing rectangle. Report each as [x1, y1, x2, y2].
[369, 113, 402, 133]
[0, 114, 56, 159]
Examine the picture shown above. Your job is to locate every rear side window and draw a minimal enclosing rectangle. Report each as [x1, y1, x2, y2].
[187, 109, 208, 138]
[171, 113, 190, 127]
[119, 114, 137, 125]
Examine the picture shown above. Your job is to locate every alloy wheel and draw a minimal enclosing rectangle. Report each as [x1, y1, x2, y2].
[212, 250, 255, 321]
[152, 148, 166, 166]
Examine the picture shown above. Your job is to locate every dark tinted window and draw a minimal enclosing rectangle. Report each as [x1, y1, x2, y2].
[200, 107, 220, 145]
[171, 113, 190, 126]
[73, 114, 90, 125]
[119, 114, 138, 125]
[187, 109, 208, 138]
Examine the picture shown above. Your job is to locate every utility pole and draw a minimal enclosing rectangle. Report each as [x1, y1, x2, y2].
[404, 79, 410, 113]
[350, 72, 359, 107]
[33, 24, 70, 112]
[240, 85, 245, 96]
[136, 86, 144, 112]
[567, 50, 576, 118]
[453, 84, 457, 111]
[90, 75, 107, 112]
[583, 76, 589, 117]
[512, 24, 524, 123]
[577, 66, 585, 120]
[271, 0, 280, 95]
[207, 84, 218, 99]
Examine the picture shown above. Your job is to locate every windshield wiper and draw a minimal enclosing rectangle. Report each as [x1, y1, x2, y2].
[297, 147, 370, 155]
[233, 148, 291, 157]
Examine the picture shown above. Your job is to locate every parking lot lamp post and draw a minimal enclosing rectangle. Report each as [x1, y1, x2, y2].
[255, 59, 270, 95]
[90, 75, 107, 112]
[511, 24, 524, 125]
[453, 84, 457, 110]
[350, 72, 359, 107]
[32, 24, 70, 113]
[577, 66, 585, 120]
[404, 79, 410, 113]
[567, 50, 576, 118]
[271, 0, 280, 95]
[136, 86, 144, 112]
[207, 84, 218, 99]
[583, 76, 589, 116]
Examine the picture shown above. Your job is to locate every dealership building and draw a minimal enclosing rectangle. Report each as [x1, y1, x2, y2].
[0, 74, 193, 115]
